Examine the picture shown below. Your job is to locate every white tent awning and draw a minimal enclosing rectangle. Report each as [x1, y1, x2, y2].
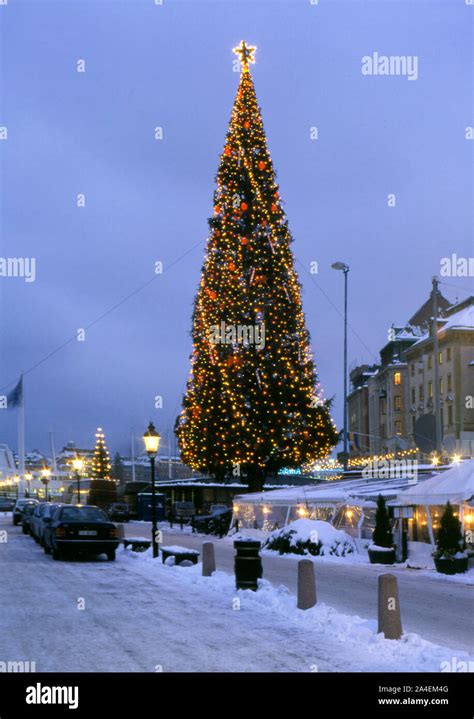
[398, 461, 474, 506]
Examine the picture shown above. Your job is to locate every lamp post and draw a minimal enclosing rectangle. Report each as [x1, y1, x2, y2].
[41, 468, 51, 501]
[13, 475, 20, 499]
[143, 422, 161, 559]
[24, 472, 33, 498]
[332, 261, 350, 472]
[72, 457, 84, 506]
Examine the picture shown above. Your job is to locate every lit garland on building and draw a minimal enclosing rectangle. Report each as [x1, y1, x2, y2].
[91, 427, 111, 480]
[176, 42, 339, 491]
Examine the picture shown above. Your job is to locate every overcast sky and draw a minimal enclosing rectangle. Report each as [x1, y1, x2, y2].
[0, 0, 472, 458]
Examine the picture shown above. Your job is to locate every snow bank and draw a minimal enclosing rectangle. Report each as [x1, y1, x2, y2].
[263, 519, 356, 557]
[119, 546, 473, 672]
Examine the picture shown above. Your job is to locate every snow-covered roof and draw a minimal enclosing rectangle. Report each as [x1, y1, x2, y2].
[398, 460, 474, 506]
[441, 304, 474, 331]
[411, 303, 474, 347]
[234, 474, 432, 507]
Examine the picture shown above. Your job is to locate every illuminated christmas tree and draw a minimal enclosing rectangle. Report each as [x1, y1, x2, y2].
[176, 42, 338, 491]
[91, 427, 111, 480]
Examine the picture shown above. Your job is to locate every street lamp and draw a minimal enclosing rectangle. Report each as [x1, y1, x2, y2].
[41, 467, 51, 501]
[13, 475, 20, 499]
[72, 457, 84, 506]
[332, 261, 350, 471]
[143, 422, 161, 559]
[24, 472, 33, 498]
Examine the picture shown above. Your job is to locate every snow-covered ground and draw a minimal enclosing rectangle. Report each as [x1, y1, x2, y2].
[0, 515, 473, 672]
[123, 546, 474, 672]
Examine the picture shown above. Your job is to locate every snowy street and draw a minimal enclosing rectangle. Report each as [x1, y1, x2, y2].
[1, 515, 472, 673]
[124, 521, 474, 655]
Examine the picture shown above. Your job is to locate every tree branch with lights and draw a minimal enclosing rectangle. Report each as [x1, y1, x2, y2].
[176, 42, 339, 491]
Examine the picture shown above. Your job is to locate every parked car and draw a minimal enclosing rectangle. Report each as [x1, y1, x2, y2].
[173, 501, 195, 522]
[30, 502, 64, 544]
[108, 502, 130, 522]
[21, 503, 37, 534]
[12, 498, 38, 526]
[0, 498, 15, 513]
[42, 504, 120, 561]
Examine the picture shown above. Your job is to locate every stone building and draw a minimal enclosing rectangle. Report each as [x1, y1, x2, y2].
[348, 287, 459, 457]
[405, 296, 474, 456]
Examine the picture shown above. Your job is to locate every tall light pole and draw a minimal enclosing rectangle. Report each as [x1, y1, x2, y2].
[72, 457, 84, 506]
[332, 262, 350, 471]
[13, 475, 20, 499]
[432, 276, 442, 453]
[143, 422, 161, 559]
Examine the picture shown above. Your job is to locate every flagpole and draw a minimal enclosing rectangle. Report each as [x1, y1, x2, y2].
[18, 372, 25, 496]
[131, 425, 136, 483]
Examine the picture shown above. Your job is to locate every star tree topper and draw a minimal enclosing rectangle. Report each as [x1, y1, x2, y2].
[232, 40, 257, 71]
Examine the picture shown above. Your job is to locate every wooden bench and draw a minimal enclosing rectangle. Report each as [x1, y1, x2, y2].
[161, 545, 200, 565]
[123, 537, 152, 552]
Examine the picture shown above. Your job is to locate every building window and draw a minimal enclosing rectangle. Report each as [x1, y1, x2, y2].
[428, 381, 433, 398]
[428, 355, 433, 369]
[448, 405, 453, 426]
[411, 388, 416, 404]
[439, 378, 443, 396]
[447, 374, 452, 393]
[394, 420, 402, 436]
[394, 372, 401, 386]
[410, 364, 415, 377]
[438, 351, 443, 365]
[380, 424, 386, 438]
[447, 347, 452, 362]
[419, 385, 424, 401]
[394, 395, 402, 411]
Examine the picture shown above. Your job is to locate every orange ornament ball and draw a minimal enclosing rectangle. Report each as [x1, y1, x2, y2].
[241, 237, 248, 245]
[243, 121, 250, 129]
[241, 202, 248, 211]
[258, 161, 266, 170]
[271, 204, 278, 213]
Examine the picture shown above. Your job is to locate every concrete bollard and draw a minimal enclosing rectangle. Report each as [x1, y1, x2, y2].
[378, 573, 403, 640]
[297, 559, 317, 610]
[116, 524, 125, 541]
[202, 541, 216, 577]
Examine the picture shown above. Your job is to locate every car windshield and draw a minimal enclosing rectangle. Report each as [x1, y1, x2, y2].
[59, 507, 107, 522]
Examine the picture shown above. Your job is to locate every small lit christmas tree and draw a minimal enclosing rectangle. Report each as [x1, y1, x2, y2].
[91, 427, 111, 480]
[176, 42, 338, 491]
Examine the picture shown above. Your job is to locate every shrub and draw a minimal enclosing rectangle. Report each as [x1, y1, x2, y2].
[372, 494, 393, 549]
[433, 501, 465, 561]
[262, 519, 355, 557]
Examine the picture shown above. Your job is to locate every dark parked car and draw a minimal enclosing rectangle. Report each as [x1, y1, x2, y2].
[12, 498, 38, 526]
[0, 498, 15, 512]
[21, 503, 37, 534]
[42, 504, 120, 561]
[108, 502, 130, 522]
[30, 503, 64, 544]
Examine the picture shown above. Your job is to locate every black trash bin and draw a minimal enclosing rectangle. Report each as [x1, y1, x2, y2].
[234, 539, 262, 591]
